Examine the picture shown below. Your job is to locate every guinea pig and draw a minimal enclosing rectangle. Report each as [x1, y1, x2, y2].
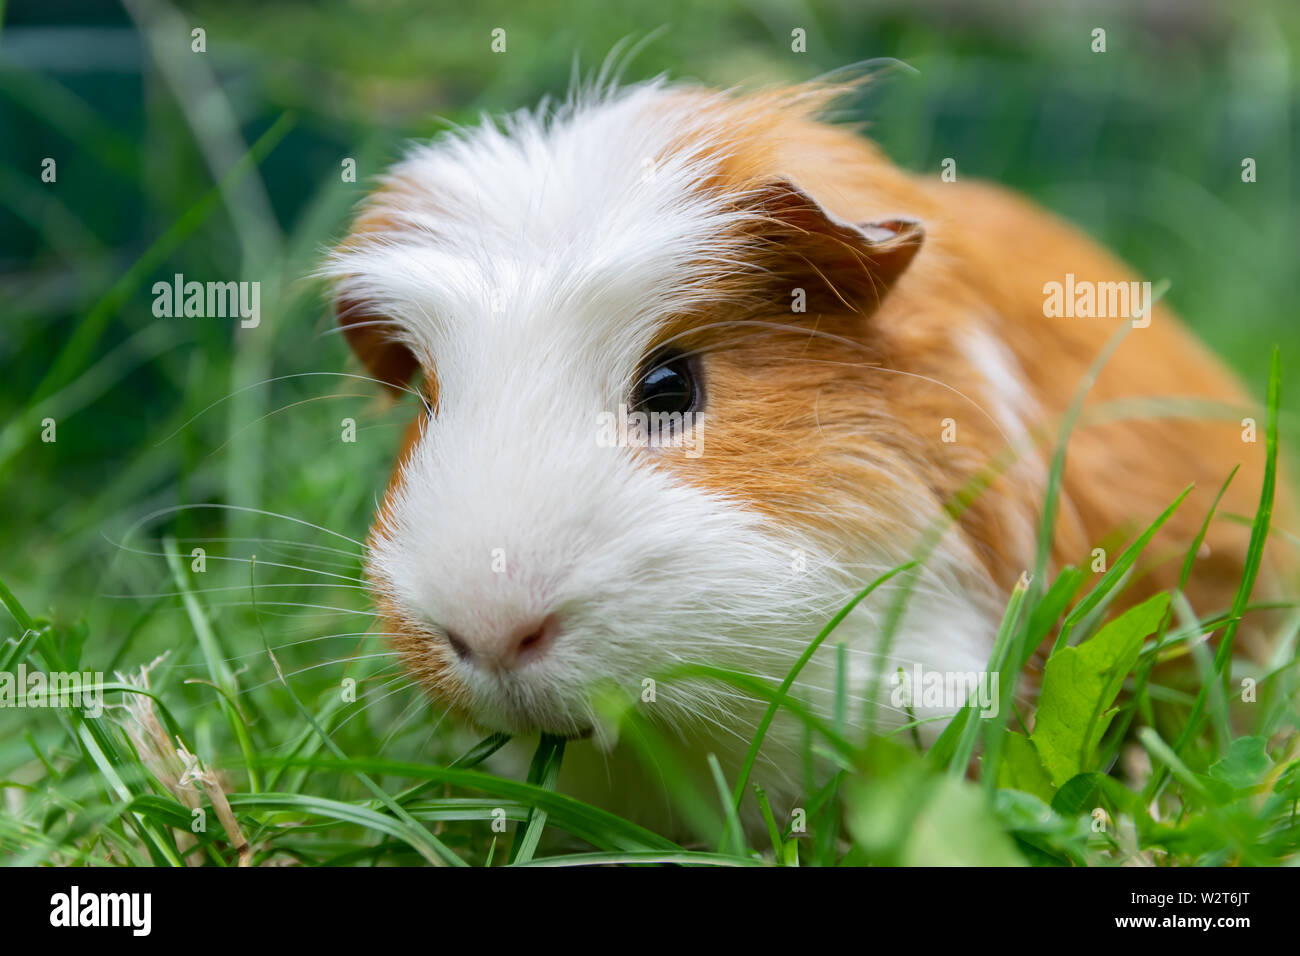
[322, 79, 1291, 826]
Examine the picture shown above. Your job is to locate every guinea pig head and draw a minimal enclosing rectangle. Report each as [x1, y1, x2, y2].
[323, 84, 990, 742]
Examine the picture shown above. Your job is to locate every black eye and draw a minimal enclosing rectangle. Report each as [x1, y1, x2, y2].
[633, 352, 699, 416]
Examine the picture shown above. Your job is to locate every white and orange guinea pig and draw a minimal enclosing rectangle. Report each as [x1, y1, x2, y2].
[323, 79, 1291, 826]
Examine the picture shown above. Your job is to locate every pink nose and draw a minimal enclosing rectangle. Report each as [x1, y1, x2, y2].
[445, 614, 560, 669]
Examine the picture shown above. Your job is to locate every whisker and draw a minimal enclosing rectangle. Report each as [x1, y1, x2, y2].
[154, 371, 429, 446]
[101, 582, 369, 600]
[169, 536, 362, 559]
[377, 690, 433, 754]
[231, 651, 403, 696]
[105, 535, 368, 583]
[331, 674, 421, 734]
[115, 503, 367, 550]
[164, 630, 396, 669]
[161, 600, 377, 615]
[206, 392, 383, 459]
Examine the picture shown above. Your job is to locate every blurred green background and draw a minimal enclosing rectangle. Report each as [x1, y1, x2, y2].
[1, 0, 1297, 718]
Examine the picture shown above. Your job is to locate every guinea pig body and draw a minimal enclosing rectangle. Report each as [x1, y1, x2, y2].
[325, 81, 1290, 827]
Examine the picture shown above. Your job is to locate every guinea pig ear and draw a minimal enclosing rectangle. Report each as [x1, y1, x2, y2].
[749, 178, 924, 313]
[335, 295, 420, 395]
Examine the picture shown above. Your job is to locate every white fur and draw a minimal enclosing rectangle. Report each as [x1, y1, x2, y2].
[962, 325, 1048, 572]
[323, 82, 1007, 809]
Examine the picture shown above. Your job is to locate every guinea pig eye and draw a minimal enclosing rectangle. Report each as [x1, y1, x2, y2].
[632, 351, 699, 416]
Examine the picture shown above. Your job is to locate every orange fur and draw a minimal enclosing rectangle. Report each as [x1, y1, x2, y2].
[647, 86, 1293, 657]
[340, 82, 1293, 716]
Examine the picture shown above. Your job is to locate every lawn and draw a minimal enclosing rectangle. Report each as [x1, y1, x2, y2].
[1, 0, 1298, 866]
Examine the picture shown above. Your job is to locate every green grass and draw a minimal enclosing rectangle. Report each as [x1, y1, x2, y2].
[1, 349, 1295, 866]
[2, 0, 1299, 866]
